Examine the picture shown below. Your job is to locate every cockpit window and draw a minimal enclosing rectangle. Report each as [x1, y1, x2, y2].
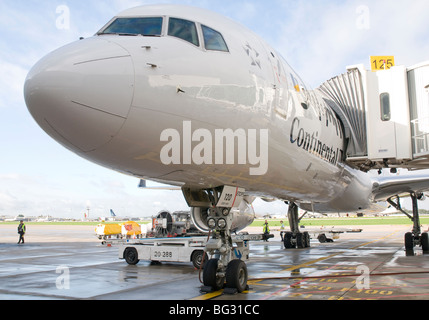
[202, 25, 229, 52]
[99, 17, 163, 36]
[168, 18, 199, 46]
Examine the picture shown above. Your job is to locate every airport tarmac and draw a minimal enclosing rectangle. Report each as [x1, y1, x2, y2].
[1, 223, 429, 301]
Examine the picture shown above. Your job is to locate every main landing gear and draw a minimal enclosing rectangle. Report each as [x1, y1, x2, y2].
[388, 192, 429, 255]
[283, 202, 311, 249]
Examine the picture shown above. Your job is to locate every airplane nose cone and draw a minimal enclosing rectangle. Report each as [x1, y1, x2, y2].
[24, 37, 134, 152]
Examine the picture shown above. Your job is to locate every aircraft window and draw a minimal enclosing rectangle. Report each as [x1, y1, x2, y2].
[380, 92, 391, 121]
[100, 17, 163, 36]
[168, 18, 199, 46]
[201, 25, 229, 52]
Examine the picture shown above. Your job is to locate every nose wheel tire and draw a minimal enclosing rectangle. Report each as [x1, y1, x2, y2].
[225, 260, 248, 293]
[203, 259, 249, 293]
[203, 259, 225, 291]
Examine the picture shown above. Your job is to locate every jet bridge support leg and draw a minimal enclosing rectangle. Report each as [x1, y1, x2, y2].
[388, 193, 429, 254]
[284, 202, 310, 249]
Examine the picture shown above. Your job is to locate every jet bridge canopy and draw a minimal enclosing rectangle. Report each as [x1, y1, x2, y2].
[318, 61, 429, 172]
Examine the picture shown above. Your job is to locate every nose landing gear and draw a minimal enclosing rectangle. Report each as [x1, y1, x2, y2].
[200, 204, 251, 294]
[185, 186, 252, 294]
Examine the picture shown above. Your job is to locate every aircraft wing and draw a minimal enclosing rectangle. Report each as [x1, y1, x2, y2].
[372, 174, 429, 202]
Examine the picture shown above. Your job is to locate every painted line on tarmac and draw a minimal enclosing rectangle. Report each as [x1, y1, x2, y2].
[191, 230, 401, 300]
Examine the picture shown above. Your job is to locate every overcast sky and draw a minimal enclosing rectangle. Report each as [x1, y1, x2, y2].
[1, 0, 429, 219]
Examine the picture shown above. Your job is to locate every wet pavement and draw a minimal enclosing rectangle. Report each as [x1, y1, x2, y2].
[1, 224, 429, 300]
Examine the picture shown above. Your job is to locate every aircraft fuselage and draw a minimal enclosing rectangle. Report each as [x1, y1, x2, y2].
[24, 5, 375, 214]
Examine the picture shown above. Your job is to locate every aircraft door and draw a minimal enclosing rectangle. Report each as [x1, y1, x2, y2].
[266, 50, 288, 118]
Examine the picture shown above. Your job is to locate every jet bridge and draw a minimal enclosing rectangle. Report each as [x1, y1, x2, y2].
[318, 61, 429, 172]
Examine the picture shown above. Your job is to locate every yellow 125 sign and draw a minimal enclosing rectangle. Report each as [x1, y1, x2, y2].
[370, 56, 395, 71]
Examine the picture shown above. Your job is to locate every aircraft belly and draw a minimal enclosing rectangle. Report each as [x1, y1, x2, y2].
[307, 168, 374, 213]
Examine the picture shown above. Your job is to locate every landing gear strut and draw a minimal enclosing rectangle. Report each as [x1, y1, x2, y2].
[283, 202, 310, 249]
[200, 203, 249, 293]
[388, 192, 429, 254]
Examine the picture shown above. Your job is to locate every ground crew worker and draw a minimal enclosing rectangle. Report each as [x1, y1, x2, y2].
[280, 220, 285, 241]
[17, 220, 26, 244]
[263, 220, 270, 241]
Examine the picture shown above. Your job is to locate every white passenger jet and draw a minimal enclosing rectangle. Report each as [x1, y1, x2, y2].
[24, 4, 429, 293]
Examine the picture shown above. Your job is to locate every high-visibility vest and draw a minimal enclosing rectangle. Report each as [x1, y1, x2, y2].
[263, 223, 270, 234]
[18, 224, 26, 233]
